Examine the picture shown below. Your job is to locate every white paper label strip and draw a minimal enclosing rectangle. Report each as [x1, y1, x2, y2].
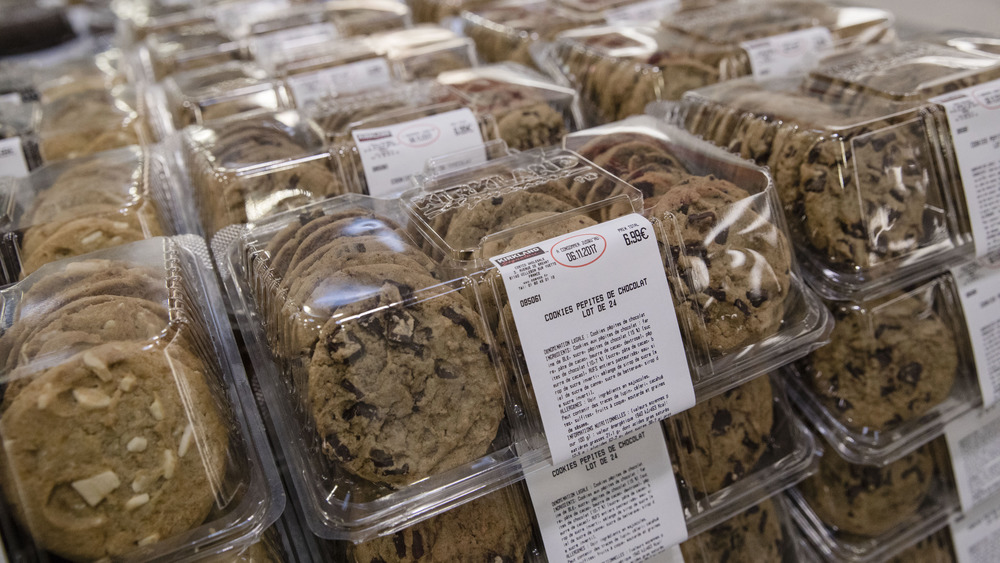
[741, 27, 834, 79]
[946, 404, 1000, 511]
[0, 138, 29, 178]
[352, 108, 486, 197]
[604, 0, 682, 23]
[952, 257, 1000, 407]
[0, 93, 20, 106]
[525, 424, 687, 563]
[286, 57, 392, 108]
[491, 214, 694, 464]
[250, 23, 340, 55]
[951, 489, 1000, 563]
[932, 79, 1000, 258]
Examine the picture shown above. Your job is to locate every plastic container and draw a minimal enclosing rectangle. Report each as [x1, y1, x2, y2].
[223, 0, 410, 42]
[544, 1, 895, 124]
[436, 63, 583, 150]
[410, 0, 496, 24]
[150, 61, 292, 138]
[0, 236, 283, 562]
[135, 23, 247, 83]
[553, 117, 832, 399]
[672, 41, 1000, 300]
[113, 0, 214, 45]
[179, 109, 347, 238]
[782, 274, 980, 466]
[214, 193, 545, 540]
[0, 146, 193, 283]
[24, 84, 152, 164]
[787, 438, 959, 563]
[261, 26, 477, 109]
[666, 373, 820, 535]
[679, 494, 812, 563]
[316, 82, 502, 197]
[461, 0, 599, 69]
[30, 47, 126, 103]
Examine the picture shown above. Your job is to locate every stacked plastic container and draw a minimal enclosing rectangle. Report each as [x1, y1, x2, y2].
[543, 0, 895, 124]
[669, 37, 1000, 561]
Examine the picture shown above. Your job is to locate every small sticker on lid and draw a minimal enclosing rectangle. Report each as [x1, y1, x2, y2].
[352, 108, 486, 196]
[0, 138, 29, 178]
[525, 423, 687, 563]
[951, 486, 1000, 562]
[286, 57, 392, 108]
[932, 79, 1000, 259]
[0, 93, 20, 106]
[951, 256, 1000, 407]
[741, 27, 834, 79]
[604, 0, 681, 23]
[490, 214, 694, 465]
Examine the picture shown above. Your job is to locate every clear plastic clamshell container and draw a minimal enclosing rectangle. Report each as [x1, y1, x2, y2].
[410, 0, 496, 24]
[0, 236, 283, 562]
[461, 0, 599, 69]
[787, 438, 959, 563]
[179, 109, 349, 238]
[224, 0, 411, 42]
[436, 63, 583, 150]
[546, 0, 895, 124]
[666, 373, 820, 534]
[152, 61, 292, 137]
[29, 84, 152, 164]
[782, 274, 980, 466]
[135, 23, 247, 83]
[261, 26, 477, 109]
[317, 83, 502, 197]
[113, 0, 215, 45]
[679, 494, 812, 563]
[676, 40, 1000, 300]
[31, 47, 126, 103]
[0, 146, 190, 283]
[215, 193, 543, 540]
[536, 116, 831, 399]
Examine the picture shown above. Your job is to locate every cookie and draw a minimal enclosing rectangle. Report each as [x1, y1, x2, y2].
[799, 443, 935, 537]
[19, 215, 161, 277]
[308, 264, 503, 486]
[350, 486, 533, 562]
[672, 374, 773, 494]
[263, 209, 378, 278]
[650, 175, 791, 354]
[801, 285, 959, 431]
[496, 102, 566, 151]
[0, 341, 228, 561]
[679, 498, 784, 563]
[443, 189, 576, 252]
[887, 530, 955, 563]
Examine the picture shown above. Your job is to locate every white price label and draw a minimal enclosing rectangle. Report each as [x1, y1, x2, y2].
[525, 424, 687, 563]
[250, 23, 340, 55]
[741, 27, 834, 79]
[0, 138, 29, 178]
[604, 0, 681, 23]
[286, 58, 392, 108]
[951, 490, 1000, 563]
[946, 404, 1000, 511]
[0, 93, 21, 106]
[952, 257, 1000, 407]
[932, 79, 1000, 259]
[352, 108, 486, 197]
[490, 214, 694, 464]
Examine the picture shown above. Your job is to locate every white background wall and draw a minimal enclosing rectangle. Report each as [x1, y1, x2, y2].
[845, 0, 1000, 36]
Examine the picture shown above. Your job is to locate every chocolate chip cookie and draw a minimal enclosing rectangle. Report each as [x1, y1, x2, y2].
[349, 486, 534, 562]
[650, 175, 792, 354]
[679, 498, 785, 563]
[672, 374, 774, 494]
[308, 264, 503, 486]
[800, 283, 959, 432]
[799, 442, 935, 537]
